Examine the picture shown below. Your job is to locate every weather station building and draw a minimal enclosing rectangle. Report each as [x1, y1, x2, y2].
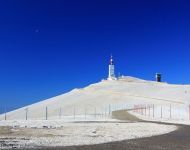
[107, 55, 117, 80]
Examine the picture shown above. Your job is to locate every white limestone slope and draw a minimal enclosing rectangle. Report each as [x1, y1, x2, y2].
[1, 76, 190, 120]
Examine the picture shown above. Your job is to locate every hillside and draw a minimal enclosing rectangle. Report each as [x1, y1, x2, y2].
[1, 76, 190, 120]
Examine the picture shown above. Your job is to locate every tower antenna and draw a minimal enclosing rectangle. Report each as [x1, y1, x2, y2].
[107, 55, 116, 80]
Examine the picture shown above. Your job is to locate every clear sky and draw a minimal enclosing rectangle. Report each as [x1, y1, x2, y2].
[0, 0, 190, 108]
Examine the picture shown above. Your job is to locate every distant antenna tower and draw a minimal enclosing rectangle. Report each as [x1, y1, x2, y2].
[107, 55, 117, 80]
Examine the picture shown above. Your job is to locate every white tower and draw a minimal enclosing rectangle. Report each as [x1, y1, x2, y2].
[108, 55, 117, 80]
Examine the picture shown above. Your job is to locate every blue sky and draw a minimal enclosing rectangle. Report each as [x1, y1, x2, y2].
[0, 0, 190, 108]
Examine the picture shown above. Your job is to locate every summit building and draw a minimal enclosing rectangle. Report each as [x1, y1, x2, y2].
[107, 55, 117, 80]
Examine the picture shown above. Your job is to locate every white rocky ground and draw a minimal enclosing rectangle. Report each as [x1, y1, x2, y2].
[0, 122, 177, 149]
